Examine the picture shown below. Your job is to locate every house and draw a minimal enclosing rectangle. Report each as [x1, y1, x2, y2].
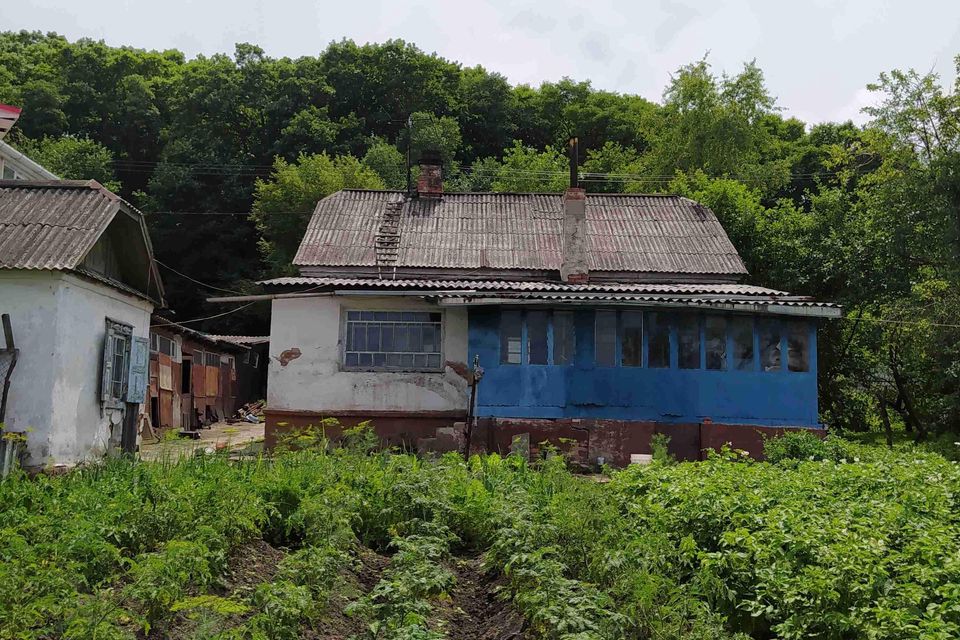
[0, 179, 165, 467]
[256, 154, 839, 464]
[205, 334, 270, 407]
[147, 318, 268, 431]
[0, 139, 59, 181]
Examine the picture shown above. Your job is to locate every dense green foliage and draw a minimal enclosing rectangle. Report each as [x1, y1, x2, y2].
[2, 31, 960, 437]
[2, 436, 959, 639]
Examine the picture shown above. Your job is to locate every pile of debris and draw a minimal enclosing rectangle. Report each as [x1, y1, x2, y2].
[233, 400, 265, 424]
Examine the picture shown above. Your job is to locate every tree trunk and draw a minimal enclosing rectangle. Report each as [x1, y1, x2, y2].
[889, 357, 926, 442]
[878, 395, 894, 448]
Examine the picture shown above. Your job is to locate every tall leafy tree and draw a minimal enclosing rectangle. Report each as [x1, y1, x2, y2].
[251, 153, 384, 275]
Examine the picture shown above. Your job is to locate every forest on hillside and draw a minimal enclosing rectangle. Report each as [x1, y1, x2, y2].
[2, 31, 960, 438]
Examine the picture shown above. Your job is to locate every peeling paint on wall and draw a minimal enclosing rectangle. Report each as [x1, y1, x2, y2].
[277, 347, 302, 366]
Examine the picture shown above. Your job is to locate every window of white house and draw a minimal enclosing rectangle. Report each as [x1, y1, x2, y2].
[787, 322, 810, 372]
[594, 311, 617, 367]
[731, 317, 754, 370]
[1, 162, 16, 180]
[705, 316, 727, 370]
[500, 310, 522, 364]
[101, 319, 133, 408]
[759, 320, 781, 372]
[621, 311, 643, 367]
[553, 311, 575, 365]
[526, 310, 549, 365]
[677, 314, 701, 369]
[345, 310, 443, 370]
[647, 312, 671, 368]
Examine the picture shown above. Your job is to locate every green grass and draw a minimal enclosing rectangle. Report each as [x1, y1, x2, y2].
[1, 432, 959, 639]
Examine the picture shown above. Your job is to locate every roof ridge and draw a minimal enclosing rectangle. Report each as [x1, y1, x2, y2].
[338, 188, 681, 197]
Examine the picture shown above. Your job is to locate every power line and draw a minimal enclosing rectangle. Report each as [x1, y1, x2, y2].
[838, 315, 960, 329]
[154, 258, 244, 294]
[151, 302, 258, 327]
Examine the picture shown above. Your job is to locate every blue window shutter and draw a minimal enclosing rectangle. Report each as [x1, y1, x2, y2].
[126, 336, 149, 403]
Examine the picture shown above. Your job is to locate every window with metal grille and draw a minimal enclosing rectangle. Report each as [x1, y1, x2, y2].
[205, 352, 220, 367]
[344, 310, 442, 370]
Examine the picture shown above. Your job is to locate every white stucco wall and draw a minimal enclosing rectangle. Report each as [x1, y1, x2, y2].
[268, 295, 470, 414]
[1, 270, 152, 466]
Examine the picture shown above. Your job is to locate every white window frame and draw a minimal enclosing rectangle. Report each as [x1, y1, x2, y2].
[340, 309, 444, 372]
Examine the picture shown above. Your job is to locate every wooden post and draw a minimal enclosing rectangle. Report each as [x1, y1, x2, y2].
[462, 355, 483, 460]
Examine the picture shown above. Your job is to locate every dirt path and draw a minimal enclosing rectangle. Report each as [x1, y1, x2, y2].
[139, 420, 264, 461]
[441, 556, 528, 640]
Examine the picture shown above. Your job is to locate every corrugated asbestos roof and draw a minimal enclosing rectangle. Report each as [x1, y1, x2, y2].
[293, 190, 748, 276]
[256, 275, 840, 317]
[0, 180, 121, 270]
[259, 276, 786, 297]
[204, 335, 270, 345]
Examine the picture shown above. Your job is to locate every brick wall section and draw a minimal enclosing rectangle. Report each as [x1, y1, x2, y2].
[265, 410, 823, 465]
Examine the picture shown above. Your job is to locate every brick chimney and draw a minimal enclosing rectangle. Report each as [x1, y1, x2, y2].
[560, 138, 589, 283]
[417, 149, 443, 198]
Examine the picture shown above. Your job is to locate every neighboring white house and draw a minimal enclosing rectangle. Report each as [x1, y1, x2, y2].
[0, 179, 165, 467]
[0, 139, 59, 181]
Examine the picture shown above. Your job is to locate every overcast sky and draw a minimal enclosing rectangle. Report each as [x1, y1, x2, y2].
[4, 0, 960, 125]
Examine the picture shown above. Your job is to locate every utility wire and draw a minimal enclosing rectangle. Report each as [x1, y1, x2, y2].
[837, 315, 960, 329]
[154, 258, 245, 294]
[150, 302, 257, 327]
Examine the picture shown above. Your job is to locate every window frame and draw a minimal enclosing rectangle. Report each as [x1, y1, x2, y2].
[340, 308, 445, 372]
[594, 310, 618, 368]
[101, 318, 133, 409]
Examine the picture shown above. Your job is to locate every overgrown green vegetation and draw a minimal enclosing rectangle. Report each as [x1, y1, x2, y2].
[2, 432, 959, 639]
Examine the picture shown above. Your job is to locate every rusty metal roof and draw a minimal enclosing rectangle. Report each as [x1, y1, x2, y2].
[259, 276, 786, 297]
[294, 190, 748, 276]
[0, 180, 122, 270]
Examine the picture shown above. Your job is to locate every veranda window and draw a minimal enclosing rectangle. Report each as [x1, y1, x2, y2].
[553, 311, 575, 365]
[345, 310, 443, 370]
[705, 316, 727, 370]
[621, 311, 643, 367]
[787, 322, 810, 372]
[677, 314, 701, 369]
[646, 312, 671, 368]
[594, 311, 617, 367]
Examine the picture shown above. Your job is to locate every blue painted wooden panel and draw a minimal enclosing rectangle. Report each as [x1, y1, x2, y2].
[467, 308, 822, 428]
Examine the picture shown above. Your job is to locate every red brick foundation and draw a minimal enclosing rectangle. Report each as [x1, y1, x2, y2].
[265, 410, 822, 466]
